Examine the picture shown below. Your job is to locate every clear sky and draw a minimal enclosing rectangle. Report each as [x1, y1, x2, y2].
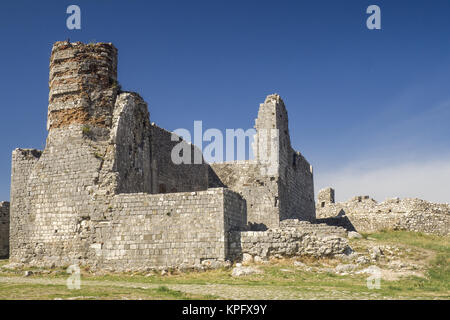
[0, 0, 449, 203]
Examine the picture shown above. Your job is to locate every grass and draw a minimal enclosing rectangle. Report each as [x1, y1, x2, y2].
[81, 125, 91, 136]
[0, 231, 448, 299]
[366, 230, 449, 295]
[0, 282, 212, 300]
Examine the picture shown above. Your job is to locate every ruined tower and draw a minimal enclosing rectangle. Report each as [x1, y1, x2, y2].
[10, 42, 150, 265]
[254, 94, 315, 223]
[9, 41, 317, 269]
[47, 42, 118, 131]
[210, 94, 315, 229]
[9, 42, 231, 269]
[318, 187, 335, 208]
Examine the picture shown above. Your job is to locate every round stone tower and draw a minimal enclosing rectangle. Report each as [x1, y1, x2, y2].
[47, 41, 118, 131]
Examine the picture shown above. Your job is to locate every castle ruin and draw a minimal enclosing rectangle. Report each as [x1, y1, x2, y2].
[316, 188, 449, 236]
[6, 42, 348, 271]
[3, 42, 447, 271]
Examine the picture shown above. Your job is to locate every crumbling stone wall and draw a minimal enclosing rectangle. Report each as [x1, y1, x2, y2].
[111, 93, 152, 194]
[210, 95, 315, 229]
[0, 202, 9, 258]
[47, 42, 118, 130]
[318, 187, 335, 208]
[151, 124, 208, 194]
[210, 161, 280, 229]
[9, 42, 245, 269]
[9, 41, 346, 271]
[239, 221, 350, 260]
[316, 188, 450, 235]
[278, 150, 315, 222]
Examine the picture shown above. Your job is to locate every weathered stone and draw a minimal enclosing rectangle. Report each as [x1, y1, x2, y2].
[355, 256, 370, 265]
[317, 188, 449, 236]
[293, 261, 306, 267]
[335, 264, 358, 273]
[348, 231, 363, 239]
[231, 266, 262, 277]
[210, 94, 315, 229]
[6, 41, 353, 272]
[242, 253, 253, 264]
[370, 246, 384, 260]
[23, 271, 33, 277]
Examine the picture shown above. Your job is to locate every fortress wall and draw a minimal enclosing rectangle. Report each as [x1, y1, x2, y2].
[9, 149, 42, 261]
[279, 149, 315, 222]
[111, 93, 152, 194]
[209, 161, 279, 229]
[94, 188, 246, 270]
[317, 192, 450, 235]
[151, 124, 209, 193]
[0, 202, 9, 258]
[9, 126, 114, 266]
[8, 41, 340, 270]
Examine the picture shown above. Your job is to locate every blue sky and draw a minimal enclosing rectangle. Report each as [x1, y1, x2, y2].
[0, 0, 449, 202]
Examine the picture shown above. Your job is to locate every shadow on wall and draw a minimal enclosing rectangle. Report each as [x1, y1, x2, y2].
[315, 209, 357, 232]
[248, 222, 268, 231]
[226, 231, 242, 261]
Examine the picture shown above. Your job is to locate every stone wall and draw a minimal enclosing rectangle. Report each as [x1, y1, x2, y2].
[210, 161, 279, 229]
[10, 124, 114, 264]
[209, 94, 315, 229]
[317, 187, 335, 208]
[91, 189, 245, 271]
[9, 41, 246, 270]
[279, 150, 315, 222]
[9, 148, 42, 261]
[47, 42, 118, 130]
[0, 202, 9, 258]
[151, 124, 208, 194]
[316, 188, 450, 236]
[239, 221, 350, 260]
[111, 93, 152, 194]
[9, 41, 347, 271]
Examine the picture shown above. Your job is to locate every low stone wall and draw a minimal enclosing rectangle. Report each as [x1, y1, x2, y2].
[280, 219, 348, 238]
[238, 220, 350, 261]
[317, 196, 450, 236]
[91, 188, 246, 271]
[0, 202, 9, 258]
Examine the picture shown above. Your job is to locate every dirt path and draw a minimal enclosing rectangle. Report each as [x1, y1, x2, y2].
[0, 276, 384, 300]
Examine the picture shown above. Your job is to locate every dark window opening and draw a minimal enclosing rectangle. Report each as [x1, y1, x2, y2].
[321, 202, 325, 208]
